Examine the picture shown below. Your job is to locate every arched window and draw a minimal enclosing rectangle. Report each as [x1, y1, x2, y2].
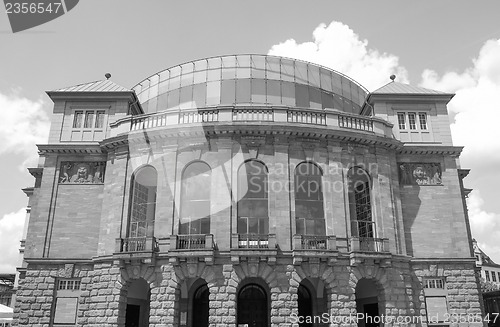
[294, 162, 325, 235]
[348, 167, 373, 238]
[237, 284, 268, 326]
[180, 161, 211, 235]
[129, 166, 157, 238]
[237, 160, 269, 235]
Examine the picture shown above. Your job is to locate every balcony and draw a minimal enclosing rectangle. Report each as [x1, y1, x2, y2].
[231, 234, 277, 264]
[172, 234, 214, 250]
[237, 234, 275, 249]
[348, 237, 391, 267]
[292, 235, 338, 265]
[109, 106, 394, 141]
[167, 234, 215, 265]
[114, 237, 158, 262]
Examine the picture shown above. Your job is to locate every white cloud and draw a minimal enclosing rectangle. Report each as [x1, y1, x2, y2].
[0, 208, 25, 273]
[467, 192, 500, 263]
[420, 39, 500, 163]
[0, 90, 50, 169]
[268, 21, 409, 91]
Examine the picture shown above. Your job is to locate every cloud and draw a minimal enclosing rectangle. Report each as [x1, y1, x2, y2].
[419, 39, 500, 263]
[0, 208, 25, 273]
[268, 21, 409, 91]
[420, 39, 500, 164]
[467, 192, 500, 263]
[0, 90, 50, 169]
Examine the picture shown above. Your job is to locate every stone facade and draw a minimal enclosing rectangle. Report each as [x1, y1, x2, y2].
[14, 55, 482, 327]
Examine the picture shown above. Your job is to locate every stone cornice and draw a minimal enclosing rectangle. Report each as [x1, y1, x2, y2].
[27, 167, 43, 178]
[397, 145, 463, 156]
[37, 143, 104, 155]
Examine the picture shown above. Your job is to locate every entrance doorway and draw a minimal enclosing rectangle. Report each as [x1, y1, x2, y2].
[192, 284, 209, 327]
[125, 278, 150, 327]
[237, 284, 268, 327]
[355, 279, 380, 327]
[298, 284, 312, 327]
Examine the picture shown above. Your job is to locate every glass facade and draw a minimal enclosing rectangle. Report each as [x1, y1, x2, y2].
[133, 55, 368, 114]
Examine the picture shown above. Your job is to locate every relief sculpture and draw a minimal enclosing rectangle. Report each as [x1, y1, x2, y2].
[398, 162, 442, 185]
[59, 162, 105, 184]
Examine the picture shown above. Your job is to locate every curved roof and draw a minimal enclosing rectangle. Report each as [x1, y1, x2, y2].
[133, 54, 369, 114]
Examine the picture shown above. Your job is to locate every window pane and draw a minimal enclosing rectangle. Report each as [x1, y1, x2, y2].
[84, 111, 94, 128]
[251, 55, 266, 78]
[194, 59, 208, 72]
[341, 78, 351, 100]
[321, 91, 334, 109]
[236, 55, 251, 67]
[207, 69, 220, 82]
[157, 93, 168, 111]
[282, 81, 295, 106]
[320, 69, 333, 92]
[167, 89, 180, 109]
[419, 113, 427, 130]
[295, 62, 308, 84]
[222, 56, 237, 68]
[206, 81, 221, 105]
[193, 83, 207, 108]
[237, 217, 248, 234]
[236, 79, 251, 103]
[181, 62, 194, 75]
[236, 67, 251, 79]
[251, 79, 266, 103]
[222, 67, 236, 79]
[309, 87, 322, 109]
[193, 70, 207, 84]
[266, 57, 280, 80]
[398, 113, 406, 129]
[73, 111, 83, 128]
[280, 60, 294, 82]
[408, 113, 417, 129]
[332, 73, 342, 95]
[207, 57, 221, 70]
[95, 111, 105, 129]
[169, 66, 181, 78]
[266, 80, 281, 104]
[168, 75, 181, 91]
[179, 86, 193, 109]
[295, 84, 309, 107]
[308, 65, 320, 87]
[220, 79, 236, 104]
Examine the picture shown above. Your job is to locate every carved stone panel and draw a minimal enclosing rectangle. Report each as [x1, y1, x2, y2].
[59, 161, 106, 184]
[398, 163, 442, 185]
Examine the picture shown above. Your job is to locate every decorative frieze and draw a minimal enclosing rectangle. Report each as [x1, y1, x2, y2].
[59, 161, 106, 184]
[398, 162, 442, 185]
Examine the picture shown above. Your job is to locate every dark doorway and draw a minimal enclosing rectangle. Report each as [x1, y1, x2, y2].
[238, 284, 268, 327]
[355, 279, 380, 327]
[192, 284, 209, 327]
[298, 284, 313, 327]
[363, 303, 379, 327]
[125, 304, 140, 327]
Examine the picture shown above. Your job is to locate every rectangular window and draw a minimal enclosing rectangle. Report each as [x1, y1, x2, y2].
[408, 112, 417, 130]
[424, 278, 445, 289]
[397, 113, 406, 129]
[486, 271, 491, 281]
[53, 278, 82, 325]
[84, 111, 94, 128]
[425, 296, 448, 323]
[492, 272, 497, 282]
[419, 112, 428, 130]
[72, 111, 83, 128]
[95, 111, 105, 128]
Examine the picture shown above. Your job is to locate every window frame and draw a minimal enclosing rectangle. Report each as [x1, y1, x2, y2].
[396, 111, 429, 131]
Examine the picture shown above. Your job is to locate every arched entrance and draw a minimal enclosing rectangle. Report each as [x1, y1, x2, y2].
[192, 284, 209, 327]
[297, 278, 328, 327]
[125, 278, 150, 327]
[355, 279, 380, 327]
[298, 284, 313, 327]
[237, 284, 268, 327]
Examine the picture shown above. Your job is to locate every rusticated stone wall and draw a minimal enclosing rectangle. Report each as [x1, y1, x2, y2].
[12, 258, 484, 327]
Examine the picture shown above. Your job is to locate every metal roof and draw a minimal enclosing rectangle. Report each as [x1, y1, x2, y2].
[51, 79, 131, 93]
[372, 81, 449, 95]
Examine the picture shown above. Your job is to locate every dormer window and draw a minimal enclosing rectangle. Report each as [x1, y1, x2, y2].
[70, 109, 107, 141]
[396, 111, 432, 142]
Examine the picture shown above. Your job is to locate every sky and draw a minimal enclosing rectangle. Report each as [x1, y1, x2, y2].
[1, 0, 500, 272]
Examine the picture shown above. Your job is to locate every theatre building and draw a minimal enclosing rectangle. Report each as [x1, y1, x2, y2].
[14, 55, 482, 327]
